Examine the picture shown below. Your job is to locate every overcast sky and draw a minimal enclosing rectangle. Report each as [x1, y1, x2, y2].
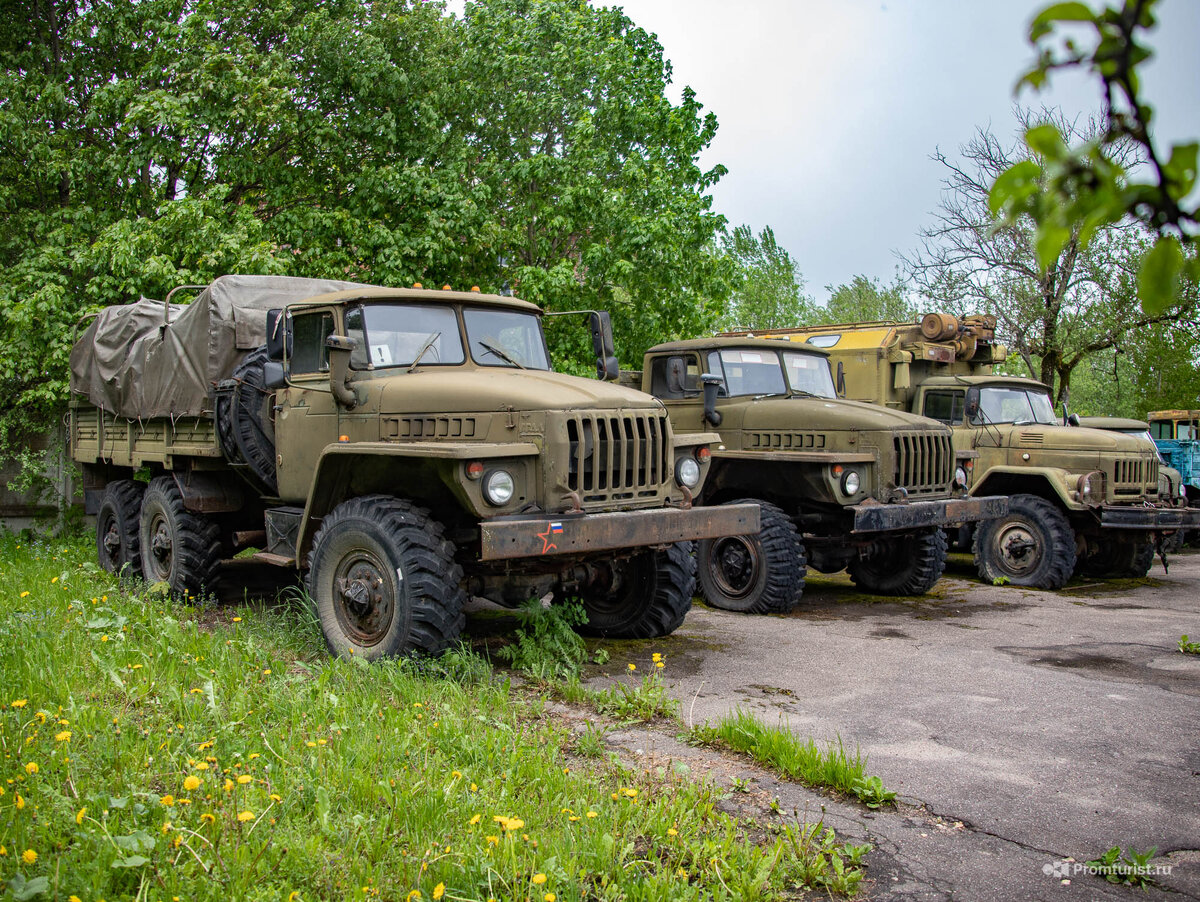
[606, 1, 1200, 301]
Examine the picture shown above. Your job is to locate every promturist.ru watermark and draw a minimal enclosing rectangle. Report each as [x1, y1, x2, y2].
[1043, 858, 1171, 881]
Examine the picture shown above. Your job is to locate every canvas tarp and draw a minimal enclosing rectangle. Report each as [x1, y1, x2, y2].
[69, 274, 365, 418]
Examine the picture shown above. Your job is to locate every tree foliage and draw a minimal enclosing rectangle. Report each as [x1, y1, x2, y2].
[815, 275, 915, 326]
[988, 0, 1199, 315]
[904, 110, 1195, 404]
[715, 225, 810, 332]
[0, 0, 728, 449]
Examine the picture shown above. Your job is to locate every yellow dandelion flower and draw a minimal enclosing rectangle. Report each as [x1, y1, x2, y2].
[101, 635, 109, 642]
[237, 810, 254, 822]
[569, 815, 580, 822]
[248, 753, 260, 760]
[24, 762, 37, 775]
[76, 807, 86, 825]
[655, 661, 664, 669]
[652, 653, 662, 662]
[485, 835, 499, 846]
[545, 895, 556, 902]
[184, 775, 201, 792]
[22, 849, 37, 864]
[19, 591, 29, 598]
[189, 688, 203, 694]
[51, 577, 58, 583]
[15, 794, 25, 810]
[224, 779, 234, 792]
[469, 782, 478, 792]
[0, 845, 5, 855]
[70, 897, 83, 902]
[195, 762, 209, 770]
[55, 730, 71, 742]
[10, 700, 26, 708]
[317, 739, 327, 745]
[627, 663, 636, 671]
[160, 794, 175, 807]
[433, 884, 445, 900]
[623, 788, 637, 798]
[35, 711, 47, 723]
[531, 873, 547, 885]
[406, 892, 421, 901]
[586, 811, 598, 818]
[469, 814, 481, 825]
[237, 774, 252, 785]
[288, 893, 300, 902]
[200, 813, 215, 825]
[232, 617, 242, 622]
[270, 793, 281, 802]
[667, 827, 678, 836]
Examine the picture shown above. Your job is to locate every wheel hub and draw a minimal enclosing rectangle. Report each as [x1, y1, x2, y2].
[103, 522, 122, 555]
[333, 558, 393, 645]
[997, 524, 1039, 572]
[151, 519, 173, 565]
[711, 536, 759, 597]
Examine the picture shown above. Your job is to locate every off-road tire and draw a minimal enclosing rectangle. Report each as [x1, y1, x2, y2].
[138, 476, 222, 597]
[1076, 535, 1156, 578]
[573, 541, 695, 639]
[96, 480, 144, 579]
[974, 493, 1076, 590]
[849, 527, 948, 596]
[1128, 540, 1155, 577]
[229, 346, 278, 495]
[697, 499, 805, 613]
[305, 495, 466, 658]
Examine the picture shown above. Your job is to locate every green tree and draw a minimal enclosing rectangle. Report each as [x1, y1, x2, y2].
[0, 0, 730, 452]
[816, 275, 915, 325]
[989, 0, 1199, 314]
[715, 225, 811, 332]
[454, 0, 730, 364]
[904, 110, 1194, 404]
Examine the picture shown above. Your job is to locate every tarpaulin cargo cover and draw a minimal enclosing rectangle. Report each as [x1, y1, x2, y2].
[69, 275, 363, 418]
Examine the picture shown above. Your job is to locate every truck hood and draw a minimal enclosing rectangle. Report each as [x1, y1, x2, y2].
[370, 368, 666, 414]
[1006, 424, 1147, 453]
[739, 396, 947, 433]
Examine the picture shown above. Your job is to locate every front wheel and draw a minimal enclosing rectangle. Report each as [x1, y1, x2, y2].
[305, 496, 466, 658]
[697, 499, 805, 613]
[849, 528, 948, 596]
[974, 494, 1076, 589]
[573, 542, 695, 639]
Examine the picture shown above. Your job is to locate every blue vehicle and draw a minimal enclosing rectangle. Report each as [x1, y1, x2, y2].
[1149, 410, 1200, 505]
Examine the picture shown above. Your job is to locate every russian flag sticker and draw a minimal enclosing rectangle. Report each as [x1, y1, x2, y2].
[550, 522, 564, 534]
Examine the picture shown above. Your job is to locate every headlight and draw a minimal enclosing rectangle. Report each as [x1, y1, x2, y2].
[482, 469, 515, 506]
[1181, 483, 1188, 499]
[842, 470, 861, 495]
[675, 457, 701, 488]
[1077, 470, 1105, 500]
[955, 466, 968, 488]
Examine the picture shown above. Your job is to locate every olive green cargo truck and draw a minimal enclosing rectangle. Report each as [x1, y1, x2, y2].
[768, 314, 1200, 588]
[69, 276, 758, 657]
[632, 337, 1007, 613]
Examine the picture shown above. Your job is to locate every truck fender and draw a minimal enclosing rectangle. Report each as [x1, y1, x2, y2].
[171, 469, 245, 514]
[971, 466, 1074, 510]
[295, 440, 540, 563]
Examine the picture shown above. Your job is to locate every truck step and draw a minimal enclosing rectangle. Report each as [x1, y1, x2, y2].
[251, 551, 295, 568]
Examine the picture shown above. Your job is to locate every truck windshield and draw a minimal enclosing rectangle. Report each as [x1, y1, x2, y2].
[974, 386, 1057, 425]
[463, 308, 550, 370]
[348, 304, 465, 368]
[782, 351, 837, 398]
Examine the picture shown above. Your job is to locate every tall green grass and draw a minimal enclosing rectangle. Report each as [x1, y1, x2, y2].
[0, 535, 868, 900]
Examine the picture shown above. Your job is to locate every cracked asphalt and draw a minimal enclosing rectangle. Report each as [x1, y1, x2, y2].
[587, 550, 1200, 901]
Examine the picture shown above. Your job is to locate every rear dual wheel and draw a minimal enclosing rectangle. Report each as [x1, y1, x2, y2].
[572, 542, 695, 639]
[96, 480, 144, 579]
[697, 500, 805, 614]
[138, 477, 223, 597]
[849, 527, 948, 596]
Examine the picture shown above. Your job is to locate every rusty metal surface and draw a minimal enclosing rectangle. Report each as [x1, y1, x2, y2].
[851, 495, 1008, 534]
[174, 470, 244, 513]
[1099, 505, 1200, 530]
[480, 503, 760, 561]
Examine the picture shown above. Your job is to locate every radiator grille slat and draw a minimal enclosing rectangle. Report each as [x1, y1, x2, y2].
[893, 431, 954, 496]
[567, 411, 669, 499]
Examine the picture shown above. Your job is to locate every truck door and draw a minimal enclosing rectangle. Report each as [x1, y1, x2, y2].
[273, 309, 341, 501]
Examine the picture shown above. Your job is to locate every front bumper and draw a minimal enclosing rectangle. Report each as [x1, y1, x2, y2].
[480, 503, 760, 561]
[1098, 504, 1200, 531]
[851, 495, 1009, 534]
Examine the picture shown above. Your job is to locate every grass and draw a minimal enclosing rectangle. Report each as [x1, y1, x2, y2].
[692, 710, 897, 809]
[1, 534, 869, 900]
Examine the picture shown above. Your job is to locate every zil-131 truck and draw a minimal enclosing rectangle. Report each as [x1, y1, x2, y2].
[626, 337, 1007, 613]
[767, 314, 1200, 588]
[69, 275, 758, 657]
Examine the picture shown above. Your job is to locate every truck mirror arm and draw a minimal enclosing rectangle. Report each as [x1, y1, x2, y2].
[701, 373, 723, 427]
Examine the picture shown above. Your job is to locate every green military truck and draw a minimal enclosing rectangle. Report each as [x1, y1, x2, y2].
[769, 314, 1200, 588]
[630, 337, 1006, 613]
[69, 275, 758, 658]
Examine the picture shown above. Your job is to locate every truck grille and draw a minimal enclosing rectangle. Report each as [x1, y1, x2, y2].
[1112, 457, 1157, 497]
[566, 412, 669, 499]
[893, 432, 954, 496]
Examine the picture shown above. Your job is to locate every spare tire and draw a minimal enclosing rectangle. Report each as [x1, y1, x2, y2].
[227, 346, 278, 495]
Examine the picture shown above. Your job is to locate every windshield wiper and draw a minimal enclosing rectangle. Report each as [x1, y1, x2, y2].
[477, 339, 525, 369]
[751, 391, 788, 401]
[407, 332, 441, 372]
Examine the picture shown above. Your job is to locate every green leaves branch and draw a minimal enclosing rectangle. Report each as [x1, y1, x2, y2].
[989, 0, 1198, 314]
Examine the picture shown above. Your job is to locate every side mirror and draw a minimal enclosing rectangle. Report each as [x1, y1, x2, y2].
[965, 387, 980, 422]
[835, 360, 846, 397]
[263, 360, 286, 390]
[1067, 413, 1080, 427]
[266, 308, 287, 361]
[701, 373, 723, 427]
[588, 311, 619, 382]
[325, 334, 358, 408]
